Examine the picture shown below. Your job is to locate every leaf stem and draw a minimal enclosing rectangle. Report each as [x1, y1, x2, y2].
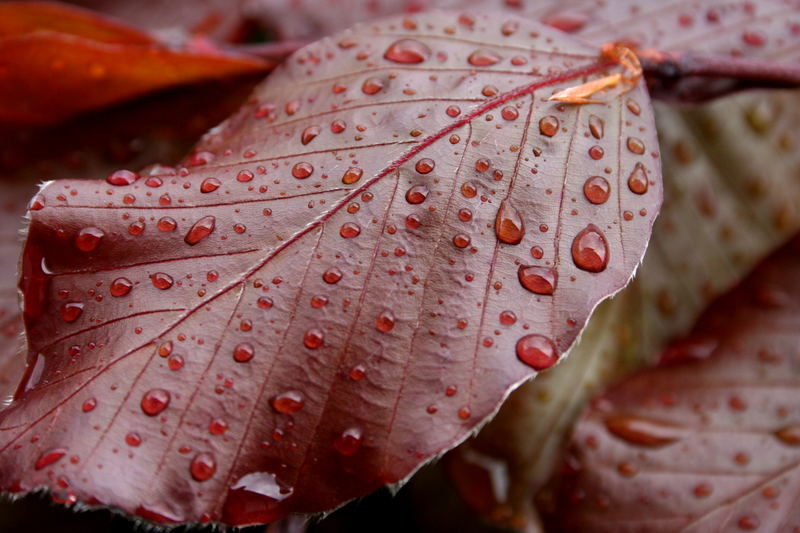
[641, 50, 800, 87]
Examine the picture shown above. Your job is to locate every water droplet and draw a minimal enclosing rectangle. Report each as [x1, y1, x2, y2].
[271, 391, 304, 414]
[571, 225, 609, 272]
[405, 214, 421, 229]
[200, 178, 221, 193]
[461, 182, 477, 198]
[125, 432, 141, 447]
[501, 20, 519, 35]
[303, 328, 324, 349]
[468, 48, 502, 66]
[415, 158, 434, 174]
[605, 415, 682, 447]
[384, 39, 431, 63]
[61, 302, 83, 323]
[499, 310, 517, 325]
[233, 342, 254, 363]
[775, 425, 800, 445]
[342, 167, 362, 184]
[82, 397, 97, 413]
[209, 418, 228, 435]
[375, 310, 395, 332]
[292, 162, 313, 179]
[494, 199, 524, 244]
[322, 267, 342, 284]
[29, 195, 45, 211]
[516, 335, 558, 370]
[588, 115, 604, 139]
[184, 216, 216, 245]
[75, 227, 104, 252]
[539, 116, 559, 137]
[446, 105, 461, 117]
[474, 158, 490, 172]
[334, 427, 363, 456]
[151, 273, 173, 290]
[339, 222, 361, 238]
[141, 389, 170, 416]
[405, 185, 429, 204]
[35, 447, 67, 470]
[158, 342, 173, 357]
[331, 119, 346, 133]
[190, 452, 216, 482]
[626, 137, 645, 155]
[362, 77, 384, 94]
[588, 146, 604, 160]
[237, 170, 254, 182]
[583, 176, 611, 204]
[167, 354, 183, 370]
[627, 163, 648, 194]
[106, 169, 139, 186]
[501, 106, 519, 120]
[310, 294, 328, 308]
[108, 277, 133, 298]
[458, 208, 472, 222]
[742, 31, 766, 47]
[301, 125, 320, 145]
[157, 217, 177, 232]
[694, 482, 713, 498]
[349, 365, 366, 381]
[458, 407, 471, 419]
[738, 516, 759, 530]
[518, 265, 557, 295]
[452, 233, 471, 248]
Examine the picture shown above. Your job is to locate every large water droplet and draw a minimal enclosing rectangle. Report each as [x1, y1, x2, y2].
[301, 125, 320, 145]
[583, 176, 611, 204]
[200, 177, 221, 193]
[626, 137, 645, 155]
[190, 452, 217, 482]
[605, 415, 682, 447]
[516, 335, 558, 370]
[342, 167, 362, 184]
[233, 342, 254, 363]
[334, 427, 363, 456]
[110, 277, 133, 297]
[518, 265, 557, 295]
[141, 389, 170, 416]
[405, 185, 429, 204]
[270, 391, 304, 414]
[292, 162, 314, 179]
[303, 328, 324, 349]
[494, 199, 524, 244]
[362, 77, 384, 95]
[35, 447, 67, 470]
[61, 302, 84, 323]
[185, 216, 216, 245]
[384, 39, 431, 63]
[571, 225, 609, 272]
[151, 272, 173, 290]
[627, 163, 648, 194]
[339, 222, 361, 239]
[468, 48, 501, 66]
[322, 267, 342, 284]
[106, 169, 139, 186]
[75, 227, 104, 252]
[375, 310, 395, 332]
[588, 115, 604, 139]
[157, 217, 177, 232]
[539, 116, 559, 137]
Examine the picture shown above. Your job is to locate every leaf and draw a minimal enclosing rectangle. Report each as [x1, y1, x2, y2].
[554, 233, 800, 533]
[1, 11, 661, 526]
[0, 1, 272, 125]
[445, 88, 800, 529]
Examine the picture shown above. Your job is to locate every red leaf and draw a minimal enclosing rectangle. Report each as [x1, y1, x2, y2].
[555, 234, 800, 532]
[0, 2, 272, 125]
[2, 12, 661, 526]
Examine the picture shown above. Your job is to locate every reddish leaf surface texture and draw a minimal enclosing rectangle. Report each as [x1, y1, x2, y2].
[2, 12, 661, 526]
[558, 236, 800, 532]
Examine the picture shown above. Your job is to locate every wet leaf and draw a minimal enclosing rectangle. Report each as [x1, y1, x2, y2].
[446, 88, 800, 529]
[0, 2, 272, 125]
[1, 11, 661, 526]
[555, 234, 800, 533]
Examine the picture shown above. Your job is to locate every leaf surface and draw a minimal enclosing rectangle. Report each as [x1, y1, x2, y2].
[0, 2, 272, 125]
[2, 11, 661, 526]
[556, 234, 800, 533]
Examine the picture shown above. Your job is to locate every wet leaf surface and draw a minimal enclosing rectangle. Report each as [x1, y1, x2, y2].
[446, 88, 800, 529]
[0, 2, 272, 125]
[1, 11, 661, 526]
[555, 234, 800, 533]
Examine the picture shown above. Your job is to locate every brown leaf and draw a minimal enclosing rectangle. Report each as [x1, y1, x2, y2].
[0, 11, 661, 526]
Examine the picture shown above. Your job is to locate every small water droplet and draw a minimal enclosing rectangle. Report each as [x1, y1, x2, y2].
[334, 427, 363, 456]
[125, 432, 141, 447]
[339, 222, 361, 238]
[458, 407, 471, 420]
[82, 398, 97, 413]
[190, 452, 216, 482]
[310, 294, 328, 308]
[405, 185, 429, 204]
[61, 302, 83, 323]
[157, 217, 177, 232]
[349, 365, 366, 381]
[518, 265, 557, 295]
[458, 208, 472, 222]
[499, 310, 517, 325]
[452, 233, 471, 248]
[405, 214, 421, 229]
[75, 227, 104, 252]
[571, 225, 609, 272]
[626, 137, 645, 155]
[415, 158, 435, 174]
[35, 447, 67, 470]
[342, 167, 362, 184]
[583, 176, 611, 204]
[501, 106, 519, 120]
[168, 354, 184, 370]
[151, 273, 173, 290]
[468, 48, 502, 66]
[516, 335, 558, 370]
[271, 391, 304, 414]
[237, 170, 254, 182]
[200, 177, 221, 193]
[446, 105, 461, 117]
[539, 116, 559, 137]
[375, 310, 395, 332]
[588, 115, 604, 139]
[209, 418, 228, 435]
[627, 163, 648, 194]
[233, 342, 254, 363]
[384, 39, 431, 63]
[322, 267, 342, 284]
[141, 389, 170, 416]
[303, 328, 324, 349]
[184, 216, 216, 245]
[494, 199, 524, 244]
[292, 162, 314, 179]
[301, 125, 320, 145]
[109, 278, 133, 297]
[588, 146, 604, 160]
[775, 425, 800, 445]
[461, 182, 477, 198]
